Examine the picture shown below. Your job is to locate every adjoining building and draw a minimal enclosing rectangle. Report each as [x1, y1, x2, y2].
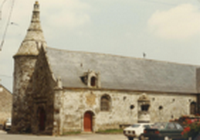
[11, 1, 200, 135]
[0, 84, 12, 129]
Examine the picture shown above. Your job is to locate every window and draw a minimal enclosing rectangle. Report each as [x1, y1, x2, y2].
[130, 105, 134, 110]
[143, 125, 151, 129]
[175, 123, 183, 130]
[141, 104, 149, 111]
[190, 102, 197, 115]
[80, 71, 101, 88]
[101, 95, 111, 111]
[159, 106, 163, 110]
[131, 124, 140, 128]
[91, 76, 96, 87]
[166, 123, 176, 130]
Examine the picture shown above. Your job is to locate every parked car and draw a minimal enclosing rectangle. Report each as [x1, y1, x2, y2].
[123, 123, 153, 140]
[142, 122, 185, 140]
[4, 118, 11, 131]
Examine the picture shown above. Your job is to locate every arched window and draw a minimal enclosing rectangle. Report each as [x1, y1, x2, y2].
[100, 95, 111, 111]
[190, 102, 197, 115]
[91, 76, 96, 87]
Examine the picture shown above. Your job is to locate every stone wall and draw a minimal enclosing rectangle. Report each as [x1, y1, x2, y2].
[0, 85, 12, 125]
[12, 55, 37, 133]
[31, 48, 56, 134]
[12, 48, 57, 134]
[59, 89, 196, 134]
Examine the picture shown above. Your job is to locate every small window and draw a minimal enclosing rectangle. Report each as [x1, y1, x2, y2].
[91, 76, 96, 87]
[159, 106, 163, 110]
[141, 104, 149, 111]
[101, 95, 111, 111]
[130, 105, 134, 110]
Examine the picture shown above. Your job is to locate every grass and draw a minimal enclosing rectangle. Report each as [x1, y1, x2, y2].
[62, 129, 123, 135]
[96, 129, 123, 134]
[62, 131, 81, 135]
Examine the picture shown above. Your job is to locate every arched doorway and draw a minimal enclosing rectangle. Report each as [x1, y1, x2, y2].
[38, 107, 46, 131]
[84, 111, 94, 132]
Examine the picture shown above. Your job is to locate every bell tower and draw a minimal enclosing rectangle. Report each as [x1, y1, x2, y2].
[11, 1, 47, 132]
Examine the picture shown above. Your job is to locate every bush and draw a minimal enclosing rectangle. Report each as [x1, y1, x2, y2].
[182, 119, 200, 139]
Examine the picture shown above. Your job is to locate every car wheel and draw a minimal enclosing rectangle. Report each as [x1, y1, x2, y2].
[139, 135, 145, 140]
[139, 135, 144, 140]
[128, 137, 134, 140]
[164, 136, 171, 140]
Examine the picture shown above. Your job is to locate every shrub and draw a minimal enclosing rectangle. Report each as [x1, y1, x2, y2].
[182, 119, 200, 139]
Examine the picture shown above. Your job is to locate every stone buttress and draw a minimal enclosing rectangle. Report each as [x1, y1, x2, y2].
[11, 1, 47, 133]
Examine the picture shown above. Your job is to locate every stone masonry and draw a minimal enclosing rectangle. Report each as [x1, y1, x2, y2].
[0, 85, 12, 126]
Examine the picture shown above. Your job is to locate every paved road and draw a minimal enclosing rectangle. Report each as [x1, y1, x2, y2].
[0, 131, 128, 140]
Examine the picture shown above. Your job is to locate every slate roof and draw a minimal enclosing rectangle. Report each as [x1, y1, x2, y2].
[46, 47, 199, 93]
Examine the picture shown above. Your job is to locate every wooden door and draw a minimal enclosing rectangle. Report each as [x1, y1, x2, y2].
[84, 112, 92, 132]
[38, 108, 46, 131]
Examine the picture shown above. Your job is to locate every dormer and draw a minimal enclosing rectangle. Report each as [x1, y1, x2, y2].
[81, 70, 101, 88]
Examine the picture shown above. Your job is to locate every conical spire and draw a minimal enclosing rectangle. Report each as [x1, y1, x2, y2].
[15, 1, 47, 56]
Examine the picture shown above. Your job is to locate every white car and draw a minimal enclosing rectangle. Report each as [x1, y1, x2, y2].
[4, 118, 11, 131]
[123, 123, 152, 140]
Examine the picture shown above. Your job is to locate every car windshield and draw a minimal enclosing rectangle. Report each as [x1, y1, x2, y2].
[144, 125, 151, 128]
[175, 123, 183, 130]
[131, 124, 140, 128]
[151, 123, 166, 129]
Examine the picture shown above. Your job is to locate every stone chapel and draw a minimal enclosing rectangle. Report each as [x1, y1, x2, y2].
[11, 1, 200, 135]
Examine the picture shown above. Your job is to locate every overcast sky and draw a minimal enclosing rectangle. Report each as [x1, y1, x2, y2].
[0, 0, 200, 91]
